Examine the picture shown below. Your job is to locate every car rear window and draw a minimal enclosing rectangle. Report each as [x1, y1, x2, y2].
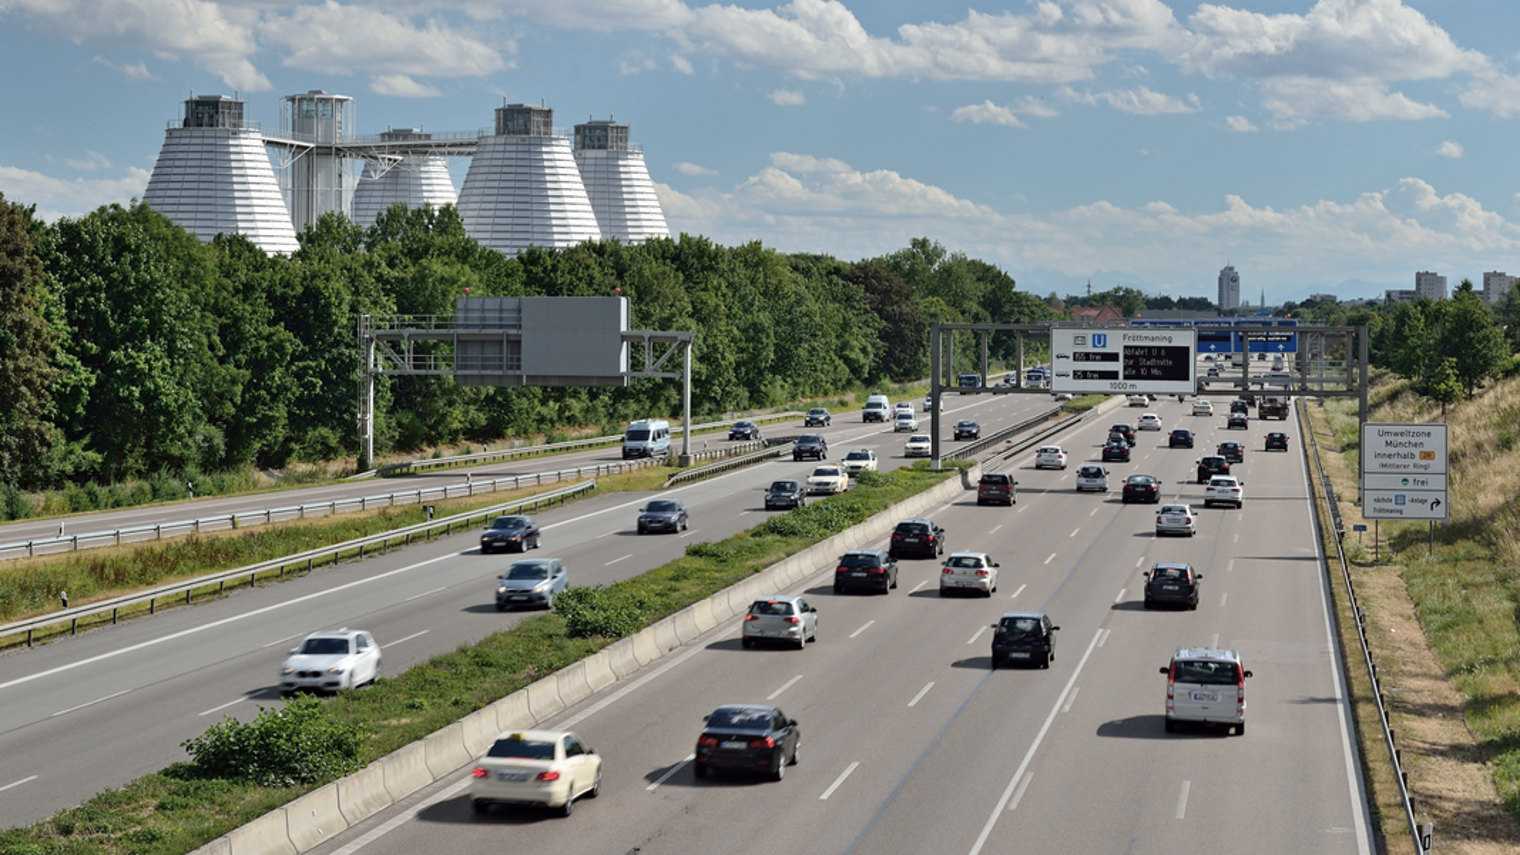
[488, 737, 556, 759]
[945, 555, 984, 569]
[893, 523, 930, 535]
[706, 707, 773, 729]
[981, 474, 1012, 486]
[1173, 660, 1240, 685]
[749, 600, 797, 616]
[839, 553, 886, 568]
[998, 617, 1041, 636]
[1079, 467, 1104, 477]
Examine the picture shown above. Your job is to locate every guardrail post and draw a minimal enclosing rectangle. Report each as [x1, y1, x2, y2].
[71, 535, 79, 551]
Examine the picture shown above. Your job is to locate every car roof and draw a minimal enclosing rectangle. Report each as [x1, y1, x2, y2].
[710, 702, 779, 715]
[998, 611, 1047, 620]
[491, 728, 576, 744]
[752, 594, 804, 605]
[1170, 647, 1243, 663]
[947, 550, 991, 559]
[1201, 454, 1225, 460]
[894, 519, 932, 526]
[1038, 445, 1063, 452]
[908, 434, 931, 441]
[1159, 503, 1192, 513]
[303, 628, 364, 640]
[1209, 475, 1239, 483]
[508, 558, 558, 569]
[1151, 561, 1193, 571]
[1126, 473, 1156, 481]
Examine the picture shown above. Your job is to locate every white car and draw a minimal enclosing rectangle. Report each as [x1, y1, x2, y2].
[904, 434, 933, 457]
[1034, 445, 1068, 469]
[806, 465, 851, 495]
[1204, 475, 1245, 508]
[1192, 400, 1215, 417]
[940, 551, 999, 597]
[1155, 503, 1197, 537]
[923, 393, 935, 411]
[1127, 394, 1149, 407]
[1074, 464, 1109, 492]
[1137, 413, 1162, 431]
[841, 448, 879, 475]
[895, 401, 915, 415]
[470, 729, 603, 816]
[279, 629, 382, 695]
[893, 411, 919, 432]
[1052, 392, 1074, 402]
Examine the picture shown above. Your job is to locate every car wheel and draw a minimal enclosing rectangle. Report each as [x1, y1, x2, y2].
[742, 637, 753, 649]
[693, 763, 708, 779]
[1164, 718, 1176, 733]
[976, 499, 986, 506]
[790, 740, 800, 765]
[1235, 722, 1246, 736]
[495, 602, 507, 612]
[588, 767, 602, 798]
[557, 794, 574, 818]
[795, 635, 806, 650]
[472, 799, 489, 814]
[544, 593, 555, 611]
[771, 753, 786, 781]
[1144, 598, 1153, 609]
[890, 573, 899, 590]
[1040, 653, 1050, 669]
[832, 584, 843, 594]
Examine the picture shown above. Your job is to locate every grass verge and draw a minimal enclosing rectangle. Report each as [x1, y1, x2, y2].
[0, 462, 965, 855]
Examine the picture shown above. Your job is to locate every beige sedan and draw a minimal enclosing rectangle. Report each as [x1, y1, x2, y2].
[471, 729, 602, 817]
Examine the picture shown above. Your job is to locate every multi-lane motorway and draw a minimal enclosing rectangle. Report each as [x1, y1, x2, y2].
[292, 393, 1372, 855]
[0, 393, 1055, 829]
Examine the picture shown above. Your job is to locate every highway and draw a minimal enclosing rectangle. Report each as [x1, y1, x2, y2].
[301, 393, 1372, 855]
[0, 392, 1053, 829]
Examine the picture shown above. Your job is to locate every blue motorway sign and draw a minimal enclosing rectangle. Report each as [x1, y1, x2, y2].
[1131, 318, 1297, 354]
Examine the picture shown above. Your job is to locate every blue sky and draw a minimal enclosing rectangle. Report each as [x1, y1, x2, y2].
[2, 0, 1519, 303]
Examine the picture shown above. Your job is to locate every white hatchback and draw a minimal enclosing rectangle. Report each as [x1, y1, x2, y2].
[940, 551, 999, 597]
[1204, 475, 1245, 508]
[1074, 464, 1109, 492]
[279, 629, 382, 695]
[893, 411, 919, 432]
[1034, 445, 1068, 469]
[1191, 400, 1214, 417]
[1137, 413, 1162, 431]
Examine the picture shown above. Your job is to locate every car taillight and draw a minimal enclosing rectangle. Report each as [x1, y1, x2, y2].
[697, 736, 719, 747]
[536, 771, 561, 781]
[749, 737, 776, 749]
[891, 533, 903, 540]
[1156, 516, 1163, 524]
[942, 568, 954, 574]
[472, 767, 489, 778]
[784, 616, 800, 623]
[975, 570, 989, 576]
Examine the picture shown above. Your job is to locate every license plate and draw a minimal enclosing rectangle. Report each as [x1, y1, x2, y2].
[902, 538, 919, 543]
[510, 595, 528, 601]
[1164, 517, 1182, 524]
[496, 772, 530, 782]
[1191, 692, 1221, 703]
[954, 580, 972, 587]
[721, 741, 748, 750]
[1008, 652, 1030, 659]
[851, 571, 868, 577]
[1162, 585, 1178, 591]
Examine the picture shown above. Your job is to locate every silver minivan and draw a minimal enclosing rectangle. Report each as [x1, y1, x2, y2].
[1161, 647, 1253, 735]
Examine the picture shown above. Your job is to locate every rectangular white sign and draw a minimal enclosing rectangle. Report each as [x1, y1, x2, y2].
[1362, 490, 1450, 520]
[1360, 423, 1448, 521]
[1050, 328, 1197, 395]
[1362, 473, 1448, 491]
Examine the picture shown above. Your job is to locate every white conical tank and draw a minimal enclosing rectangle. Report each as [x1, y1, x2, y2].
[574, 119, 669, 243]
[142, 94, 299, 255]
[350, 129, 458, 226]
[458, 103, 601, 256]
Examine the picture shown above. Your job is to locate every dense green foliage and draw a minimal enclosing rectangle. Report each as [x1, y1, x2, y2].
[180, 697, 365, 787]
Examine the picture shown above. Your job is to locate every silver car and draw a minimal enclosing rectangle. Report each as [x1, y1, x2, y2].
[495, 558, 569, 610]
[1074, 464, 1108, 492]
[1154, 503, 1197, 537]
[939, 551, 999, 597]
[741, 595, 818, 650]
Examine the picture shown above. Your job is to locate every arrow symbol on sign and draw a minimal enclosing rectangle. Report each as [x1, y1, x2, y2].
[1431, 498, 1442, 511]
[1208, 344, 1217, 351]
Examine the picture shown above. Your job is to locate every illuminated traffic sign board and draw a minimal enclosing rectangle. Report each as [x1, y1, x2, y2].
[1051, 328, 1196, 394]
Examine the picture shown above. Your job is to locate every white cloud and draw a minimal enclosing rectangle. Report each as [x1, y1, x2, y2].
[1059, 84, 1199, 114]
[670, 53, 694, 74]
[673, 161, 717, 176]
[1435, 140, 1463, 159]
[0, 163, 151, 222]
[260, 4, 507, 78]
[1259, 77, 1446, 122]
[1460, 72, 1520, 118]
[769, 89, 805, 106]
[500, 0, 692, 31]
[951, 101, 1025, 128]
[64, 151, 112, 172]
[1225, 115, 1258, 132]
[371, 75, 444, 98]
[92, 56, 156, 81]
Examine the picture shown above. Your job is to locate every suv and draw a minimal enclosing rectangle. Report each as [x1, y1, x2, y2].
[976, 472, 1017, 505]
[1143, 562, 1201, 609]
[1110, 424, 1136, 446]
[803, 408, 831, 427]
[764, 480, 806, 510]
[889, 519, 945, 559]
[793, 434, 828, 461]
[1216, 441, 1244, 463]
[1161, 648, 1253, 735]
[989, 612, 1059, 669]
[1265, 431, 1289, 452]
[742, 595, 819, 648]
[1196, 455, 1230, 483]
[833, 549, 898, 594]
[1101, 442, 1131, 463]
[1168, 428, 1195, 449]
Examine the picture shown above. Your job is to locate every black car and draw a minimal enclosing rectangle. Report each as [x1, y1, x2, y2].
[636, 499, 688, 534]
[990, 612, 1059, 669]
[833, 548, 899, 593]
[1196, 454, 1231, 483]
[1227, 413, 1249, 430]
[1109, 424, 1137, 446]
[1265, 431, 1289, 452]
[1121, 474, 1160, 504]
[888, 519, 946, 559]
[1101, 442, 1131, 463]
[793, 434, 828, 461]
[694, 704, 800, 781]
[953, 420, 981, 441]
[729, 420, 762, 441]
[803, 408, 831, 427]
[976, 472, 1017, 505]
[1168, 429, 1195, 449]
[764, 480, 806, 510]
[479, 515, 540, 554]
[1144, 562, 1201, 609]
[1230, 399, 1250, 414]
[1217, 441, 1245, 463]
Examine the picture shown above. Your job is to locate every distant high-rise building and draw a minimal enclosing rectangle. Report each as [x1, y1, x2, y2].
[1217, 265, 1241, 311]
[142, 94, 300, 255]
[573, 119, 669, 244]
[1482, 271, 1513, 305]
[350, 128, 458, 227]
[1414, 270, 1447, 300]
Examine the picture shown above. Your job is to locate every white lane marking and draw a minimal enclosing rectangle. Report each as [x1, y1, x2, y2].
[605, 554, 632, 566]
[1005, 773, 1034, 812]
[1070, 528, 1081, 538]
[262, 633, 301, 649]
[1136, 555, 1146, 568]
[404, 586, 447, 602]
[968, 627, 1106, 855]
[1097, 628, 1111, 647]
[850, 620, 875, 639]
[198, 697, 247, 717]
[820, 761, 859, 800]
[1220, 592, 1228, 607]
[1176, 780, 1191, 819]
[1062, 686, 1080, 713]
[967, 625, 988, 645]
[1114, 588, 1126, 603]
[909, 580, 928, 594]
[989, 524, 1003, 535]
[1044, 553, 1056, 565]
[908, 682, 934, 707]
[679, 530, 697, 539]
[384, 630, 429, 648]
[768, 675, 802, 701]
[1089, 506, 1100, 516]
[0, 551, 463, 692]
[1010, 584, 1026, 599]
[596, 530, 616, 539]
[0, 776, 38, 793]
[1228, 558, 1235, 572]
[1017, 505, 1027, 513]
[1233, 533, 1239, 543]
[646, 755, 694, 791]
[53, 689, 130, 717]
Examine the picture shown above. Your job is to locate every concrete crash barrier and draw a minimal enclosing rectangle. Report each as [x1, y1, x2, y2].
[225, 810, 295, 855]
[491, 686, 534, 732]
[460, 707, 500, 757]
[651, 616, 681, 654]
[284, 785, 347, 853]
[380, 741, 433, 803]
[336, 762, 391, 826]
[631, 624, 662, 666]
[423, 722, 470, 779]
[671, 607, 701, 645]
[187, 838, 232, 855]
[555, 660, 594, 709]
[606, 637, 641, 679]
[525, 674, 566, 721]
[691, 598, 718, 634]
[583, 649, 617, 693]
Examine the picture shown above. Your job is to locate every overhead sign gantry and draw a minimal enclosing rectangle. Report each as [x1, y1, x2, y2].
[1050, 328, 1197, 396]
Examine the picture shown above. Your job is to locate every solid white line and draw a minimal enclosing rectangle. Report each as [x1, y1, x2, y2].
[605, 554, 632, 566]
[53, 689, 129, 717]
[384, 630, 429, 648]
[820, 761, 859, 800]
[1005, 773, 1034, 813]
[908, 682, 934, 707]
[1062, 686, 1080, 713]
[967, 627, 1105, 855]
[967, 625, 988, 645]
[646, 755, 694, 791]
[850, 620, 875, 639]
[679, 530, 697, 538]
[404, 586, 447, 602]
[1114, 588, 1126, 603]
[768, 675, 802, 701]
[198, 697, 246, 717]
[1176, 779, 1191, 819]
[1010, 584, 1026, 599]
[0, 776, 38, 793]
[909, 579, 927, 594]
[262, 632, 301, 649]
[595, 530, 616, 538]
[1044, 553, 1056, 565]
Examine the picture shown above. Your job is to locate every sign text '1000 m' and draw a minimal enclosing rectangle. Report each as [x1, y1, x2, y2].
[1121, 345, 1191, 382]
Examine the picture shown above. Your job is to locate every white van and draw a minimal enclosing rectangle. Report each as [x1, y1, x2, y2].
[862, 394, 890, 423]
[1161, 647, 1253, 735]
[622, 419, 671, 459]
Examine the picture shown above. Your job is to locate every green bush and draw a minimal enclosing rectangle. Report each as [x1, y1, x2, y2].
[553, 586, 650, 639]
[180, 697, 364, 787]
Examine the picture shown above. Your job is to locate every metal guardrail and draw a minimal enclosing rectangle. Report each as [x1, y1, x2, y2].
[0, 458, 664, 561]
[664, 441, 794, 488]
[0, 482, 597, 648]
[1301, 401, 1429, 854]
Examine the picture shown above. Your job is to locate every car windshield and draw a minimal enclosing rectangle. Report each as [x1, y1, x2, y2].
[769, 481, 800, 492]
[812, 467, 839, 478]
[646, 500, 681, 513]
[488, 516, 528, 530]
[945, 555, 985, 569]
[734, 421, 754, 429]
[1173, 660, 1240, 685]
[958, 421, 976, 428]
[896, 413, 913, 420]
[487, 737, 556, 760]
[298, 637, 350, 655]
[809, 409, 826, 415]
[505, 562, 550, 580]
[799, 435, 822, 444]
[749, 600, 796, 616]
[627, 429, 651, 441]
[846, 451, 870, 460]
[706, 707, 774, 730]
[909, 435, 930, 443]
[998, 617, 1042, 638]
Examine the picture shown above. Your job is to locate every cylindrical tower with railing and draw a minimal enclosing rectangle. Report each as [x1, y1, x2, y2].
[350, 128, 459, 227]
[574, 118, 669, 244]
[280, 90, 354, 232]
